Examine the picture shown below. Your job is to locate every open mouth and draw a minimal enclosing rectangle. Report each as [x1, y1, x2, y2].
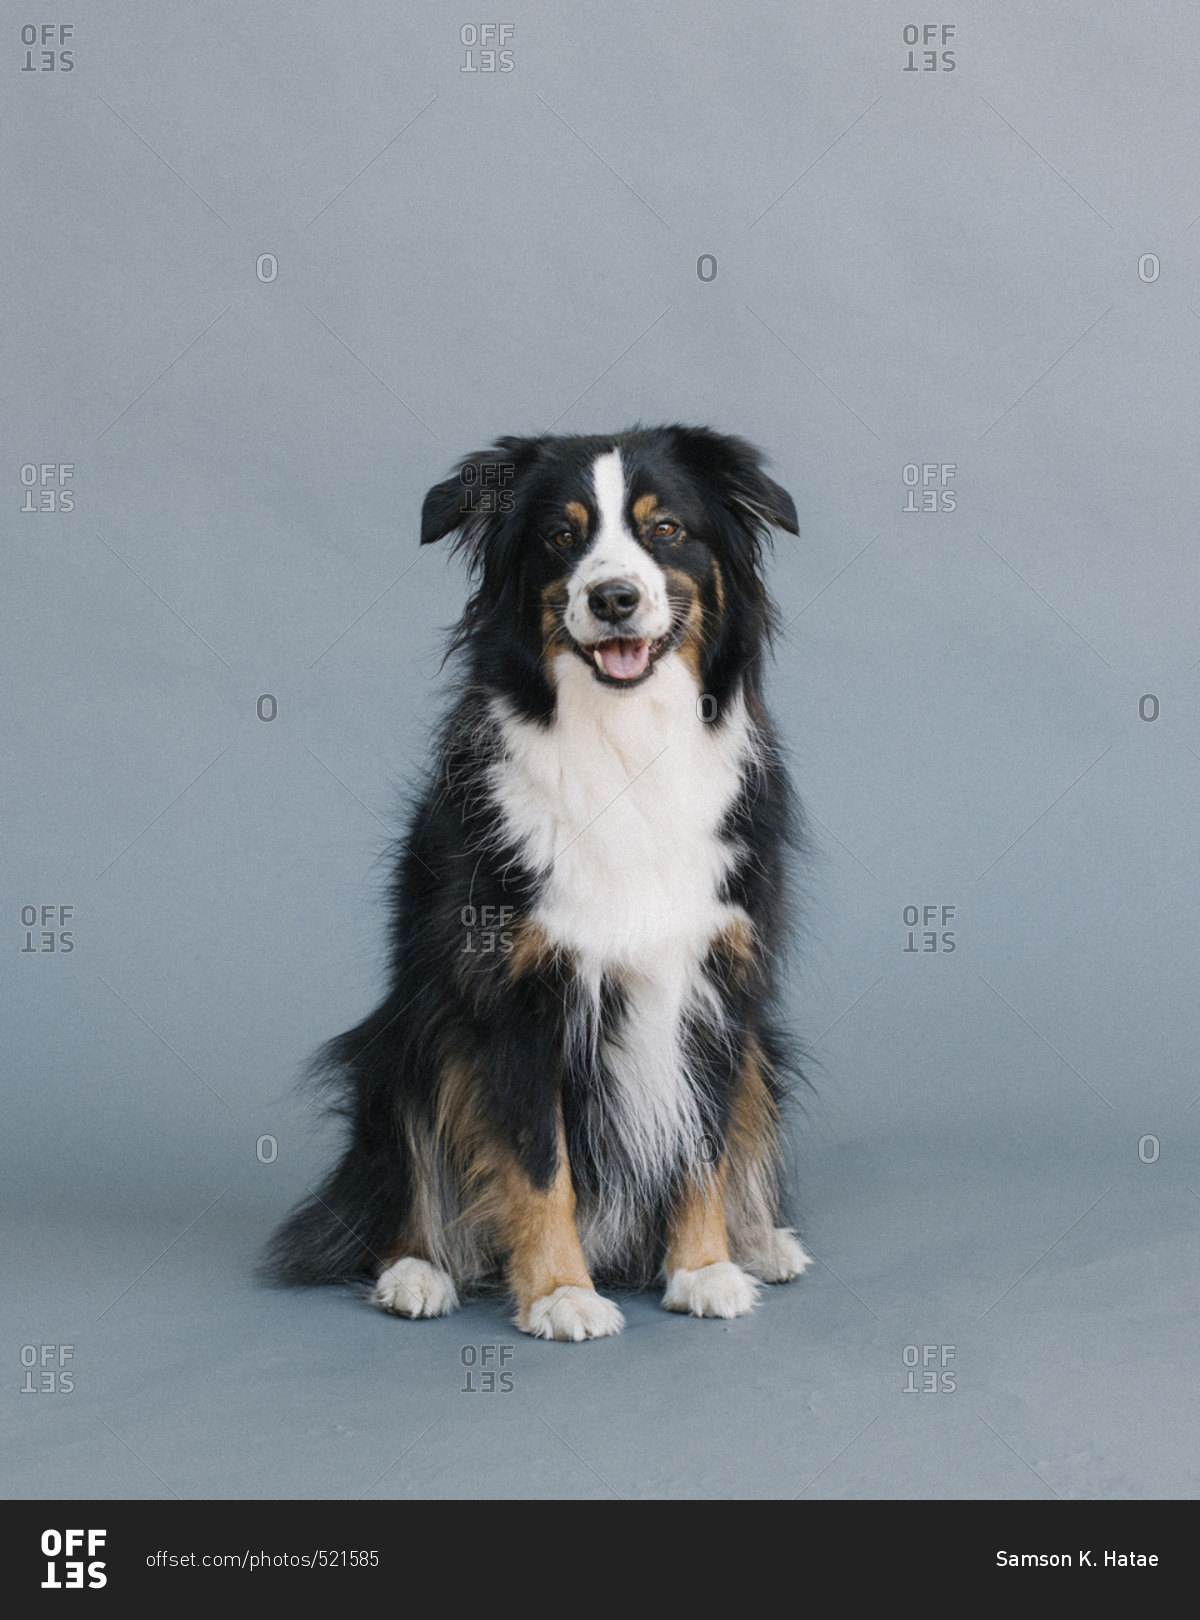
[583, 632, 673, 685]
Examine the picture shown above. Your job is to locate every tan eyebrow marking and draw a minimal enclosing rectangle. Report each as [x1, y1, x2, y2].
[564, 501, 589, 535]
[631, 492, 663, 548]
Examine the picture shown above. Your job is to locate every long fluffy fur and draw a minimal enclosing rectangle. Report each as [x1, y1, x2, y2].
[263, 425, 806, 1300]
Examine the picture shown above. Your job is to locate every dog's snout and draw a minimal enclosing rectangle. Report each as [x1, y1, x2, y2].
[587, 579, 641, 624]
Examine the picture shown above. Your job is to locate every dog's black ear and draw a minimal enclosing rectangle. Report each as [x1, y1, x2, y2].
[734, 467, 798, 537]
[420, 437, 540, 548]
[670, 426, 798, 537]
[420, 473, 472, 547]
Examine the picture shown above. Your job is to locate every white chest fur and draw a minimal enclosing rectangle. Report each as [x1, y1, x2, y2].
[491, 652, 755, 1224]
[490, 651, 753, 977]
[490, 653, 758, 1228]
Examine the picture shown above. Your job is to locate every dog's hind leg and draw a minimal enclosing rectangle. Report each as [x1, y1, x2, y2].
[723, 1038, 812, 1286]
[372, 1119, 461, 1319]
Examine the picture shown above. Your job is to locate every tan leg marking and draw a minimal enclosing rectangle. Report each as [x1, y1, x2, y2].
[665, 1164, 733, 1275]
[501, 1120, 596, 1324]
[662, 1161, 760, 1318]
[503, 1123, 625, 1340]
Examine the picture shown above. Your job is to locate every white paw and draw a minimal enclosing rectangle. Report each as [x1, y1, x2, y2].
[519, 1285, 625, 1342]
[739, 1227, 812, 1283]
[662, 1260, 760, 1318]
[373, 1257, 458, 1318]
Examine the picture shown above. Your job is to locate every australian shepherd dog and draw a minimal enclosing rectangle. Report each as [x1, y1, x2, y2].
[265, 425, 812, 1340]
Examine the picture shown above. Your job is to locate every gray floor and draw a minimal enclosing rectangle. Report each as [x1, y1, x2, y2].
[7, 1111, 1198, 1500]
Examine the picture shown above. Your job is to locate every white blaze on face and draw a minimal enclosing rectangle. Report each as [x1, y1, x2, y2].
[563, 449, 673, 655]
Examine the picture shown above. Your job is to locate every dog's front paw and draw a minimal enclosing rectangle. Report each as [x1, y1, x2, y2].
[739, 1227, 812, 1284]
[662, 1261, 760, 1318]
[374, 1257, 459, 1318]
[518, 1285, 625, 1342]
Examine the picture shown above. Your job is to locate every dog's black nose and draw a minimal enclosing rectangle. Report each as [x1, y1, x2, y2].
[588, 579, 641, 623]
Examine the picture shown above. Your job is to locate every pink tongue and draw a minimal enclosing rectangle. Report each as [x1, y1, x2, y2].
[599, 640, 650, 680]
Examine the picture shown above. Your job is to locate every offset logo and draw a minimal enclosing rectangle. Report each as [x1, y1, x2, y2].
[459, 24, 514, 72]
[20, 905, 75, 955]
[902, 464, 956, 512]
[902, 24, 955, 71]
[40, 1529, 106, 1589]
[903, 905, 956, 954]
[460, 905, 515, 956]
[903, 1345, 956, 1392]
[20, 24, 74, 71]
[21, 464, 74, 511]
[21, 1344, 74, 1393]
[460, 1344, 515, 1391]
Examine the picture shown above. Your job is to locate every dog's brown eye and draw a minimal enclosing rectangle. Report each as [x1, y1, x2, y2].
[550, 530, 575, 548]
[653, 520, 679, 539]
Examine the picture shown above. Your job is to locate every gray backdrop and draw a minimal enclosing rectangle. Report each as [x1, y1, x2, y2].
[4, 0, 1198, 1500]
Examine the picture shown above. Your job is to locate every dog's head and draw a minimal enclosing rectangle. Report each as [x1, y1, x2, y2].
[421, 426, 798, 717]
